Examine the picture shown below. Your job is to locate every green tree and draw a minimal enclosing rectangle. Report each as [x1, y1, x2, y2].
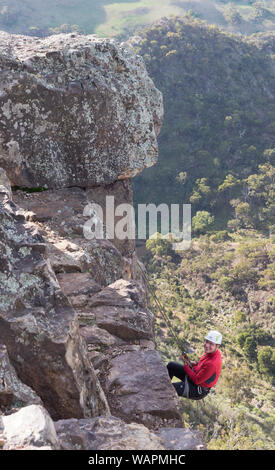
[237, 331, 251, 349]
[190, 178, 212, 208]
[218, 174, 242, 203]
[246, 163, 275, 230]
[192, 211, 214, 235]
[257, 346, 275, 377]
[235, 202, 253, 228]
[146, 233, 174, 257]
[243, 336, 257, 361]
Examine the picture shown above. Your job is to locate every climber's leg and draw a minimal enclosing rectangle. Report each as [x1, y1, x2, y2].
[167, 362, 210, 399]
[172, 380, 186, 396]
[167, 361, 188, 396]
[167, 361, 187, 381]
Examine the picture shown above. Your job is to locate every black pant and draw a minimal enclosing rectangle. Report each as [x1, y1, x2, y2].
[167, 361, 210, 400]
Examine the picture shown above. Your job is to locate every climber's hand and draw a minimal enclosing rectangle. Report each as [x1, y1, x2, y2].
[181, 356, 192, 367]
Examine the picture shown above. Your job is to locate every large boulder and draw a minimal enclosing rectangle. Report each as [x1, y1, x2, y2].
[0, 405, 60, 450]
[86, 279, 154, 341]
[55, 415, 165, 450]
[0, 169, 109, 420]
[0, 31, 163, 189]
[104, 348, 183, 429]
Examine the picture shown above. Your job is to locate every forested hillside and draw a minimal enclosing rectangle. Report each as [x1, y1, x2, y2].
[130, 14, 274, 450]
[130, 16, 275, 234]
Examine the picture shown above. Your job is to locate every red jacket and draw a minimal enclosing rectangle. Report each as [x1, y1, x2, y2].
[184, 349, 222, 388]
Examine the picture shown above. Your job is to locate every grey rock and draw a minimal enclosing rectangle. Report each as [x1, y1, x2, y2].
[86, 179, 136, 260]
[156, 427, 205, 450]
[0, 32, 163, 189]
[55, 415, 165, 450]
[56, 272, 102, 297]
[85, 279, 154, 341]
[104, 349, 183, 429]
[0, 176, 109, 420]
[0, 167, 11, 199]
[1, 405, 60, 450]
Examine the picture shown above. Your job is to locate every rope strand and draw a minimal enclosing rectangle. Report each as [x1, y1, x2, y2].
[137, 261, 193, 365]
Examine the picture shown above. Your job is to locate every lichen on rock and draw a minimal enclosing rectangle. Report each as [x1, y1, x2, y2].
[0, 31, 163, 189]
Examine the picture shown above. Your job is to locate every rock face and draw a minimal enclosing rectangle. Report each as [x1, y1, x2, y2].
[12, 186, 127, 286]
[86, 179, 142, 281]
[60, 277, 183, 430]
[86, 180, 135, 256]
[105, 349, 182, 427]
[0, 172, 109, 420]
[156, 427, 205, 450]
[12, 179, 144, 285]
[86, 279, 153, 340]
[0, 31, 163, 189]
[0, 167, 12, 199]
[0, 31, 205, 450]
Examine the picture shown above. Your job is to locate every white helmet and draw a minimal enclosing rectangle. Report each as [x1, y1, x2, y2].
[205, 330, 222, 345]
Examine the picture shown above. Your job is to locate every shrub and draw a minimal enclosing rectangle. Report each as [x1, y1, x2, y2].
[192, 211, 214, 235]
[219, 276, 234, 291]
[146, 234, 174, 257]
[243, 336, 258, 362]
[257, 347, 275, 377]
[209, 230, 229, 242]
[237, 332, 251, 349]
[234, 310, 247, 323]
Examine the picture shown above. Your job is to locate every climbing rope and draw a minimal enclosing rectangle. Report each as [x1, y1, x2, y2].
[137, 261, 193, 366]
[137, 262, 214, 411]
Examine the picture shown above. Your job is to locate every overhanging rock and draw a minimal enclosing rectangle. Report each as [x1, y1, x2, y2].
[0, 31, 163, 189]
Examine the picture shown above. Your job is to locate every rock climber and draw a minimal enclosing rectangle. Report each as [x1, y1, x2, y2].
[167, 330, 222, 400]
